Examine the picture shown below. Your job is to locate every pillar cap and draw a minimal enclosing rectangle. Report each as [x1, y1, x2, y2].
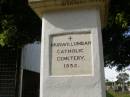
[28, 0, 109, 27]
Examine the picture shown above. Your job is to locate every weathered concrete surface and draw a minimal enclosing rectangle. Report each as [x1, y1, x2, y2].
[40, 9, 106, 97]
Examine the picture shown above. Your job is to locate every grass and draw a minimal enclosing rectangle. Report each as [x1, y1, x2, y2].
[106, 90, 130, 97]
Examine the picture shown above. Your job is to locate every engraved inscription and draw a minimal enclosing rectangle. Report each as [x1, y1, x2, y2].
[61, 0, 85, 6]
[50, 32, 93, 76]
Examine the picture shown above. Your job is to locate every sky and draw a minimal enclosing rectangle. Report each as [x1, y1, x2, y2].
[105, 30, 130, 82]
[104, 66, 130, 82]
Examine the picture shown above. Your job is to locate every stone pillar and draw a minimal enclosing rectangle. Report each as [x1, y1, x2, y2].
[28, 0, 109, 97]
[40, 8, 106, 97]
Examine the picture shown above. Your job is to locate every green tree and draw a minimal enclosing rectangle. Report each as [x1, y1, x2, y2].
[116, 73, 129, 92]
[127, 81, 130, 86]
[103, 0, 130, 70]
[106, 79, 113, 86]
[0, 0, 41, 48]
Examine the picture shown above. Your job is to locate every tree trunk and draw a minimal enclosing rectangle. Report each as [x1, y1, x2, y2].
[122, 81, 125, 92]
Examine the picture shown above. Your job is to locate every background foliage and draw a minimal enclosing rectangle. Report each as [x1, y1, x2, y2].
[106, 90, 130, 97]
[0, 0, 41, 48]
[103, 0, 130, 70]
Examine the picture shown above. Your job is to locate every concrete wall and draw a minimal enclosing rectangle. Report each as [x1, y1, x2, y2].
[21, 42, 41, 73]
[41, 9, 106, 97]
